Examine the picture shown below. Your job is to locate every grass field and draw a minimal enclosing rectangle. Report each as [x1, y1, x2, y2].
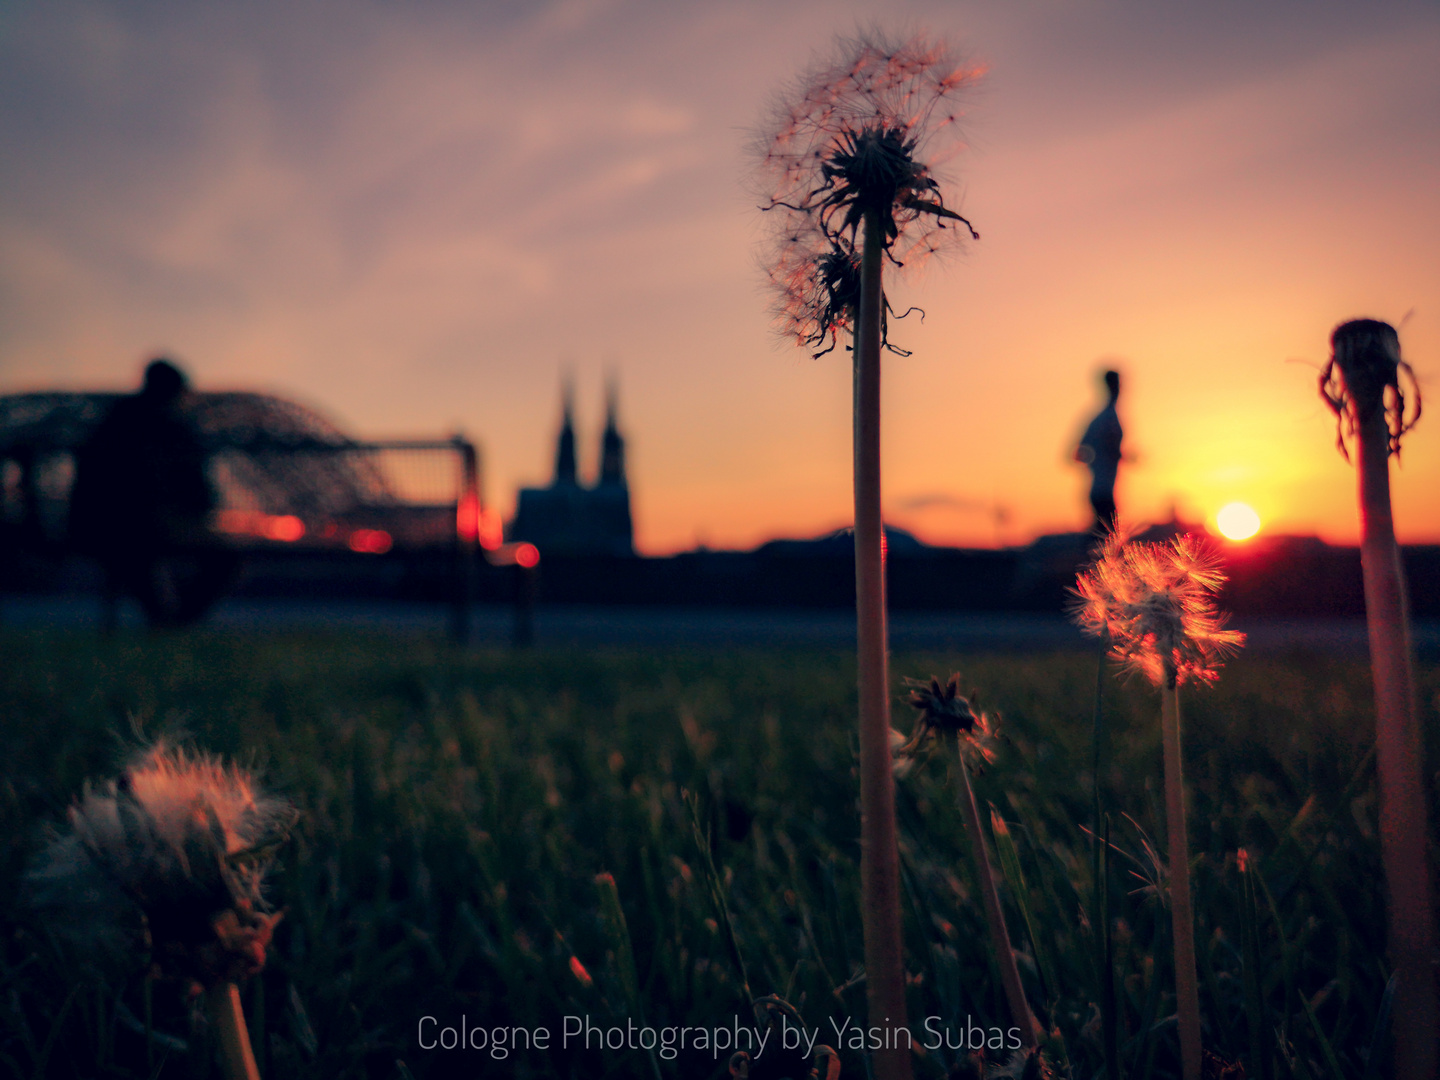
[1, 630, 1435, 1079]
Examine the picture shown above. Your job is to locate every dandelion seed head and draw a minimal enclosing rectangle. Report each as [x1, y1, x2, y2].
[27, 743, 295, 987]
[752, 29, 982, 356]
[1071, 527, 1245, 687]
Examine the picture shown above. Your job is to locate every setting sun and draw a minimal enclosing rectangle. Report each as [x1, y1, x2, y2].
[1217, 502, 1262, 541]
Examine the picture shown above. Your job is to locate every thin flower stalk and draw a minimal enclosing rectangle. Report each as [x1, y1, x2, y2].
[27, 744, 295, 1080]
[902, 677, 1039, 1048]
[1159, 668, 1199, 1080]
[210, 983, 262, 1080]
[854, 202, 909, 1076]
[1072, 529, 1244, 1080]
[954, 758, 1039, 1049]
[1321, 318, 1436, 1079]
[755, 36, 980, 1079]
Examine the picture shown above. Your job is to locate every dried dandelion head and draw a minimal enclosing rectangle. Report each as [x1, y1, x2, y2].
[765, 227, 921, 359]
[1071, 528, 1244, 687]
[1320, 318, 1421, 460]
[992, 1046, 1061, 1080]
[754, 29, 982, 356]
[730, 996, 840, 1080]
[766, 225, 862, 357]
[895, 673, 1001, 772]
[27, 743, 296, 989]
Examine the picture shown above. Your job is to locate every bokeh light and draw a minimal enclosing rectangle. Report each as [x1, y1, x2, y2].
[348, 528, 393, 554]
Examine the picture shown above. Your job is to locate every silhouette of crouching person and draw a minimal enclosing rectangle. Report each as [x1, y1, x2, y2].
[69, 359, 239, 629]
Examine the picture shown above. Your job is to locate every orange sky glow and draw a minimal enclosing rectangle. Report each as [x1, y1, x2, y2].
[2, 1, 1437, 553]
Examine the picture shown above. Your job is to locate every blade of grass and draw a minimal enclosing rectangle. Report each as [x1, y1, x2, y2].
[1362, 972, 1397, 1080]
[1298, 987, 1347, 1080]
[594, 872, 664, 1080]
[1254, 864, 1311, 1078]
[686, 789, 752, 1003]
[1239, 851, 1274, 1080]
[989, 804, 1058, 1010]
[1197, 924, 1237, 1057]
[30, 985, 79, 1080]
[1091, 641, 1107, 839]
[1092, 813, 1123, 1080]
[776, 829, 839, 994]
[594, 872, 642, 1015]
[1126, 945, 1165, 1080]
[1266, 743, 1377, 904]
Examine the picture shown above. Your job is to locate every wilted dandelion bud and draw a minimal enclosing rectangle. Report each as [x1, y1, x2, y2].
[896, 674, 1001, 772]
[1320, 318, 1421, 459]
[28, 744, 296, 990]
[1071, 528, 1245, 687]
[735, 996, 840, 1079]
[993, 1046, 1059, 1080]
[907, 674, 983, 733]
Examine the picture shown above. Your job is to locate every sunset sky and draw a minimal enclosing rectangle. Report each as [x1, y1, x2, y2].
[2, 0, 1437, 554]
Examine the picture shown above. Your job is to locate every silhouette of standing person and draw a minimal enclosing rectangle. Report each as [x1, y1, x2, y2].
[1075, 369, 1124, 533]
[70, 359, 237, 628]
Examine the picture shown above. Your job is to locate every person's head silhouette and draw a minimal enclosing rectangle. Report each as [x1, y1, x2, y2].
[1104, 369, 1120, 402]
[141, 358, 188, 403]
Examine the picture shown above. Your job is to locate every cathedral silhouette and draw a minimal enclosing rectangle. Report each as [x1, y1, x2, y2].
[507, 381, 634, 557]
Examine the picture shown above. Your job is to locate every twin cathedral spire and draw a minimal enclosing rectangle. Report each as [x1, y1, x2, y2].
[509, 378, 633, 557]
[553, 378, 625, 489]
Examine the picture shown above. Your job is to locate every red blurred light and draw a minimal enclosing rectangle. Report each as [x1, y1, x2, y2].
[456, 494, 479, 542]
[215, 510, 305, 542]
[214, 509, 252, 535]
[478, 508, 503, 551]
[264, 515, 305, 542]
[348, 528, 393, 554]
[515, 542, 540, 569]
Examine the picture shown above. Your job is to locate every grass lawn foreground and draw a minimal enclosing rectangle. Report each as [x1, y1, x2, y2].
[1, 629, 1434, 1078]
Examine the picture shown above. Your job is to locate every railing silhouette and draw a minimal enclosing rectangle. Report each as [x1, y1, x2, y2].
[0, 391, 529, 641]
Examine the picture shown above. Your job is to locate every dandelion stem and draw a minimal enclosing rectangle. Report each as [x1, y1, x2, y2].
[951, 741, 1038, 1047]
[207, 982, 261, 1080]
[1159, 674, 1201, 1080]
[1345, 335, 1438, 1080]
[854, 206, 910, 1080]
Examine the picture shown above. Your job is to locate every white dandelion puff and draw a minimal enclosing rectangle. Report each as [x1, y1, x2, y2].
[28, 743, 296, 989]
[1071, 528, 1245, 687]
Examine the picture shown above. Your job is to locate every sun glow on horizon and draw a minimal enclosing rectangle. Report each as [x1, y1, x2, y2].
[1216, 502, 1262, 541]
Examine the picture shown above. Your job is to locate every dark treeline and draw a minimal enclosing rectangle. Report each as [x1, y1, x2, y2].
[229, 536, 1438, 617]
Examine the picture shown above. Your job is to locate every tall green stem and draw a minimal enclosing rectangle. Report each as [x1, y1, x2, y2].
[1353, 393, 1438, 1080]
[1160, 674, 1201, 1080]
[854, 208, 910, 1080]
[953, 744, 1039, 1046]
